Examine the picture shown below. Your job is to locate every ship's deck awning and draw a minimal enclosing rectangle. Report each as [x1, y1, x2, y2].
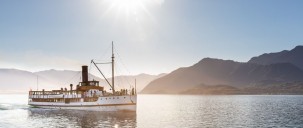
[77, 86, 104, 91]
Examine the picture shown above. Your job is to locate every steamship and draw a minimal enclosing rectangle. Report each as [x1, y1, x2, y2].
[28, 43, 137, 111]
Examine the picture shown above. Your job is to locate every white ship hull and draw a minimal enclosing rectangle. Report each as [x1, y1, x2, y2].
[28, 95, 137, 111]
[31, 104, 136, 111]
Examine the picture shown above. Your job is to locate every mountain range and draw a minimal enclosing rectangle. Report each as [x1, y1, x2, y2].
[141, 45, 303, 94]
[2, 45, 303, 94]
[249, 46, 303, 70]
[0, 69, 164, 94]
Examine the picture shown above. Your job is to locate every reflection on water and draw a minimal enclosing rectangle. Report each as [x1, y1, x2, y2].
[138, 95, 303, 128]
[1, 94, 303, 127]
[0, 94, 136, 127]
[27, 109, 136, 127]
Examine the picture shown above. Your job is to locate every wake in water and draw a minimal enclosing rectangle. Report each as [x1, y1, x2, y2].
[0, 103, 29, 110]
[0, 94, 29, 111]
[0, 104, 136, 127]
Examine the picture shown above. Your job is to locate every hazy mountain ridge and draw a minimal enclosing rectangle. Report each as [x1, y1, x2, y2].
[249, 45, 303, 69]
[3, 46, 303, 94]
[142, 46, 303, 94]
[107, 73, 166, 92]
[0, 69, 57, 93]
[35, 69, 103, 87]
[0, 69, 164, 93]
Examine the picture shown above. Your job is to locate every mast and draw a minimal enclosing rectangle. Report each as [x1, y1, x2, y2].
[112, 41, 115, 94]
[90, 42, 115, 94]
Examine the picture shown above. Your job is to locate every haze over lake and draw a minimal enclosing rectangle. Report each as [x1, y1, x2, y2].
[1, 94, 302, 127]
[1, 0, 303, 127]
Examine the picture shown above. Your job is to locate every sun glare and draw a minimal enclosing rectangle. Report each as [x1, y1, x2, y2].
[113, 0, 141, 10]
[98, 0, 164, 42]
[101, 0, 163, 22]
[104, 0, 146, 13]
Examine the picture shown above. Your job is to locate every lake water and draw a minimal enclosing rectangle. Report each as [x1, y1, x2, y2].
[0, 94, 303, 127]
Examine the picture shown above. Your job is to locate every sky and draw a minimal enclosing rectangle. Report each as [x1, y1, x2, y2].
[0, 0, 303, 76]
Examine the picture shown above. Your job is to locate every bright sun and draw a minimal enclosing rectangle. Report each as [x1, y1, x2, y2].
[101, 0, 163, 22]
[104, 0, 146, 13]
[103, 0, 162, 22]
[111, 0, 142, 10]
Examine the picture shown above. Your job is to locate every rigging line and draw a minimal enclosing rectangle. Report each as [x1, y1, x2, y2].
[95, 62, 112, 64]
[111, 55, 127, 90]
[112, 60, 119, 88]
[116, 62, 132, 88]
[113, 47, 134, 89]
[62, 71, 81, 86]
[88, 62, 92, 81]
[115, 65, 124, 89]
[91, 60, 113, 89]
[114, 47, 132, 75]
[96, 44, 112, 61]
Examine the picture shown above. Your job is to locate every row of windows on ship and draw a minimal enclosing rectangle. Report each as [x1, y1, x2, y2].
[100, 97, 127, 100]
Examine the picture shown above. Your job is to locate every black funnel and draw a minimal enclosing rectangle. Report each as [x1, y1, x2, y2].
[82, 65, 88, 82]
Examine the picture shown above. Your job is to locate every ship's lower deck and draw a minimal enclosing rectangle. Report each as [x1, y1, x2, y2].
[30, 104, 136, 111]
[28, 95, 137, 111]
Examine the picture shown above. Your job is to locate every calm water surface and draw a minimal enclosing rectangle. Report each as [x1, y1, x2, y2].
[0, 94, 303, 127]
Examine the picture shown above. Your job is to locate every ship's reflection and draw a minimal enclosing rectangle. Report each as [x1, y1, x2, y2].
[27, 108, 136, 127]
